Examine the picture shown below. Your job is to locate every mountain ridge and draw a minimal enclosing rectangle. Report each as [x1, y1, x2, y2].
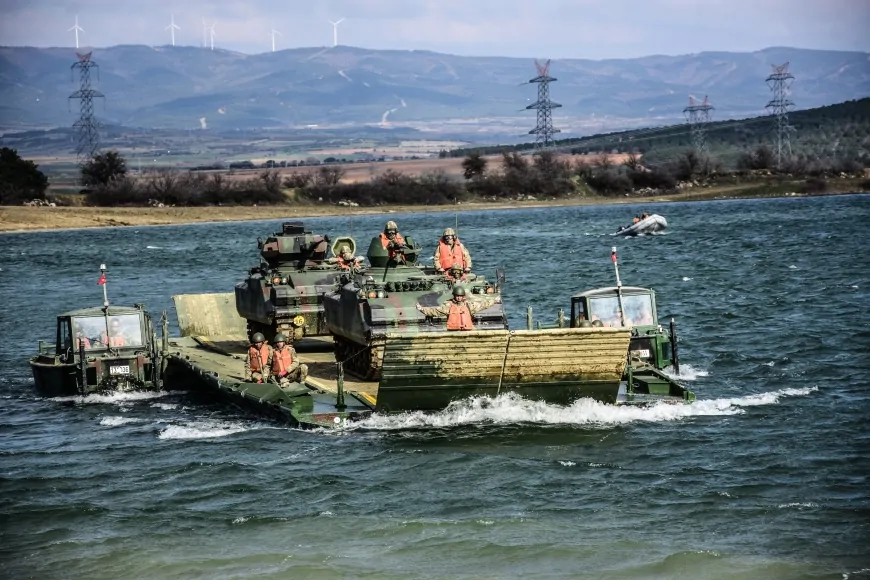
[1, 44, 867, 134]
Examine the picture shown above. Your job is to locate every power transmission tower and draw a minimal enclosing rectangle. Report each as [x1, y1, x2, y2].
[69, 51, 104, 165]
[765, 62, 795, 167]
[683, 95, 714, 157]
[526, 59, 561, 148]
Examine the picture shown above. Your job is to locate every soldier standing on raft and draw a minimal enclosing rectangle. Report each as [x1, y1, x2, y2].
[433, 227, 472, 274]
[415, 286, 500, 331]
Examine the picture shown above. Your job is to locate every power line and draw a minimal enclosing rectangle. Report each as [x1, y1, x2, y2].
[683, 95, 714, 157]
[526, 59, 561, 149]
[69, 51, 104, 165]
[766, 62, 796, 167]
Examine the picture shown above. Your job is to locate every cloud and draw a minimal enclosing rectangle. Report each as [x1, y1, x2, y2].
[0, 0, 867, 58]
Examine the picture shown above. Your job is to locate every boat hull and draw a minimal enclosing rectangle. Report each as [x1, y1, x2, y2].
[29, 360, 82, 397]
[616, 214, 668, 236]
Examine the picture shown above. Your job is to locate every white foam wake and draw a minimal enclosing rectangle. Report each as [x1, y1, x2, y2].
[50, 390, 171, 405]
[157, 419, 249, 440]
[99, 416, 146, 426]
[350, 387, 818, 431]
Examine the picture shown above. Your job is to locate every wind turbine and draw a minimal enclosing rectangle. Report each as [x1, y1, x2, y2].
[270, 28, 283, 52]
[69, 15, 84, 49]
[208, 22, 216, 50]
[165, 14, 180, 46]
[328, 18, 344, 47]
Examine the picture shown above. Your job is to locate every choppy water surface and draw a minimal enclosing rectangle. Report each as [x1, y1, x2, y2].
[2, 196, 869, 579]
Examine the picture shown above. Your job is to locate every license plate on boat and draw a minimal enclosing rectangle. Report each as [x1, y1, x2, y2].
[110, 365, 130, 375]
[631, 349, 651, 358]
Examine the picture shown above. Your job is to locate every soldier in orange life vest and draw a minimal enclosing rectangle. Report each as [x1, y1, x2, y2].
[433, 227, 472, 274]
[245, 332, 272, 383]
[414, 286, 499, 331]
[74, 324, 91, 349]
[269, 332, 309, 385]
[379, 221, 407, 262]
[326, 244, 363, 270]
[100, 317, 126, 347]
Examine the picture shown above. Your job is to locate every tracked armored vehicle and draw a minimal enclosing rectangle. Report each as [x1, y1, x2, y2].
[322, 233, 506, 380]
[235, 221, 356, 343]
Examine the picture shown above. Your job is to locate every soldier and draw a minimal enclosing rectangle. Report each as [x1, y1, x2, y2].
[379, 220, 407, 261]
[245, 332, 272, 383]
[270, 332, 309, 385]
[326, 244, 363, 270]
[433, 227, 472, 273]
[74, 324, 91, 349]
[100, 317, 126, 347]
[415, 286, 500, 331]
[445, 263, 466, 282]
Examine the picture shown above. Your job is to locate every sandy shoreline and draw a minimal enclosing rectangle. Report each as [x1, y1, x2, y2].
[1, 184, 865, 234]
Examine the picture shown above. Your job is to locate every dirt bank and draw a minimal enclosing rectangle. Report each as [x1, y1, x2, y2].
[2, 180, 865, 234]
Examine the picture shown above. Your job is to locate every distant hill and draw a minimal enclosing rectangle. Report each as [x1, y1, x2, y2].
[0, 45, 868, 133]
[447, 98, 870, 167]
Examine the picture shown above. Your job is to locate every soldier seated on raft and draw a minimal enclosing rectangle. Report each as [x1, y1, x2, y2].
[269, 332, 308, 385]
[326, 244, 363, 270]
[415, 286, 500, 331]
[245, 332, 272, 383]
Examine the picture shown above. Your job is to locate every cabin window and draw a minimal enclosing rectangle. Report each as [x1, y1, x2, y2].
[571, 299, 588, 326]
[622, 294, 655, 326]
[72, 314, 144, 349]
[57, 318, 72, 355]
[587, 294, 655, 327]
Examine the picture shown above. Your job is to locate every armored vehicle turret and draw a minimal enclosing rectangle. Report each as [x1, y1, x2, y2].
[322, 232, 506, 380]
[235, 221, 357, 343]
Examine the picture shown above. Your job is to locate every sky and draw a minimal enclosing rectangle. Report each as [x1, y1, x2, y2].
[1, 0, 868, 59]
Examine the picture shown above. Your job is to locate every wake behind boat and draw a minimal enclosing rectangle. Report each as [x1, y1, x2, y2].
[615, 213, 668, 236]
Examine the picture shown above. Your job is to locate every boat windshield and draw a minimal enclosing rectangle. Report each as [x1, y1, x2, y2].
[588, 294, 655, 327]
[71, 314, 144, 349]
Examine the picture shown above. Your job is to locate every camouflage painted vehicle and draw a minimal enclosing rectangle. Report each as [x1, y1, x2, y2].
[322, 232, 506, 380]
[29, 266, 164, 397]
[234, 221, 356, 343]
[529, 247, 694, 403]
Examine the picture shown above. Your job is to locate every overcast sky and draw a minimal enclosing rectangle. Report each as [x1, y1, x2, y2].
[1, 0, 868, 59]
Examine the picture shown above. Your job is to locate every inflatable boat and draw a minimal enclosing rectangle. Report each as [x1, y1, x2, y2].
[615, 214, 668, 236]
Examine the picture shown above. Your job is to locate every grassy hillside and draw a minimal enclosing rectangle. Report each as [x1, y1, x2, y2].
[447, 98, 870, 168]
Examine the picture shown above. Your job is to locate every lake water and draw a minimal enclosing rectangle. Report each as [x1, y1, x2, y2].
[2, 195, 869, 579]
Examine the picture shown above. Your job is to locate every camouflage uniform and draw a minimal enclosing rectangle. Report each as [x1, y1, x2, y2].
[433, 227, 472, 272]
[326, 244, 363, 269]
[269, 333, 309, 385]
[245, 334, 272, 383]
[416, 290, 500, 330]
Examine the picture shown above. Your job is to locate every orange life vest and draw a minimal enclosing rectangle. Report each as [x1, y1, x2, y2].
[248, 343, 270, 372]
[379, 232, 406, 260]
[446, 301, 474, 330]
[271, 346, 294, 376]
[76, 337, 91, 349]
[101, 333, 125, 347]
[437, 240, 467, 271]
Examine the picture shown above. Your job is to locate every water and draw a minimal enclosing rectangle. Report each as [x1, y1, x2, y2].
[2, 195, 869, 579]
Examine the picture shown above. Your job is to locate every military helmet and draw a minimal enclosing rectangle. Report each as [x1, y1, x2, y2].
[452, 286, 466, 297]
[273, 332, 287, 343]
[591, 320, 604, 327]
[339, 244, 351, 255]
[384, 220, 398, 232]
[443, 227, 456, 237]
[251, 332, 265, 343]
[578, 320, 593, 328]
